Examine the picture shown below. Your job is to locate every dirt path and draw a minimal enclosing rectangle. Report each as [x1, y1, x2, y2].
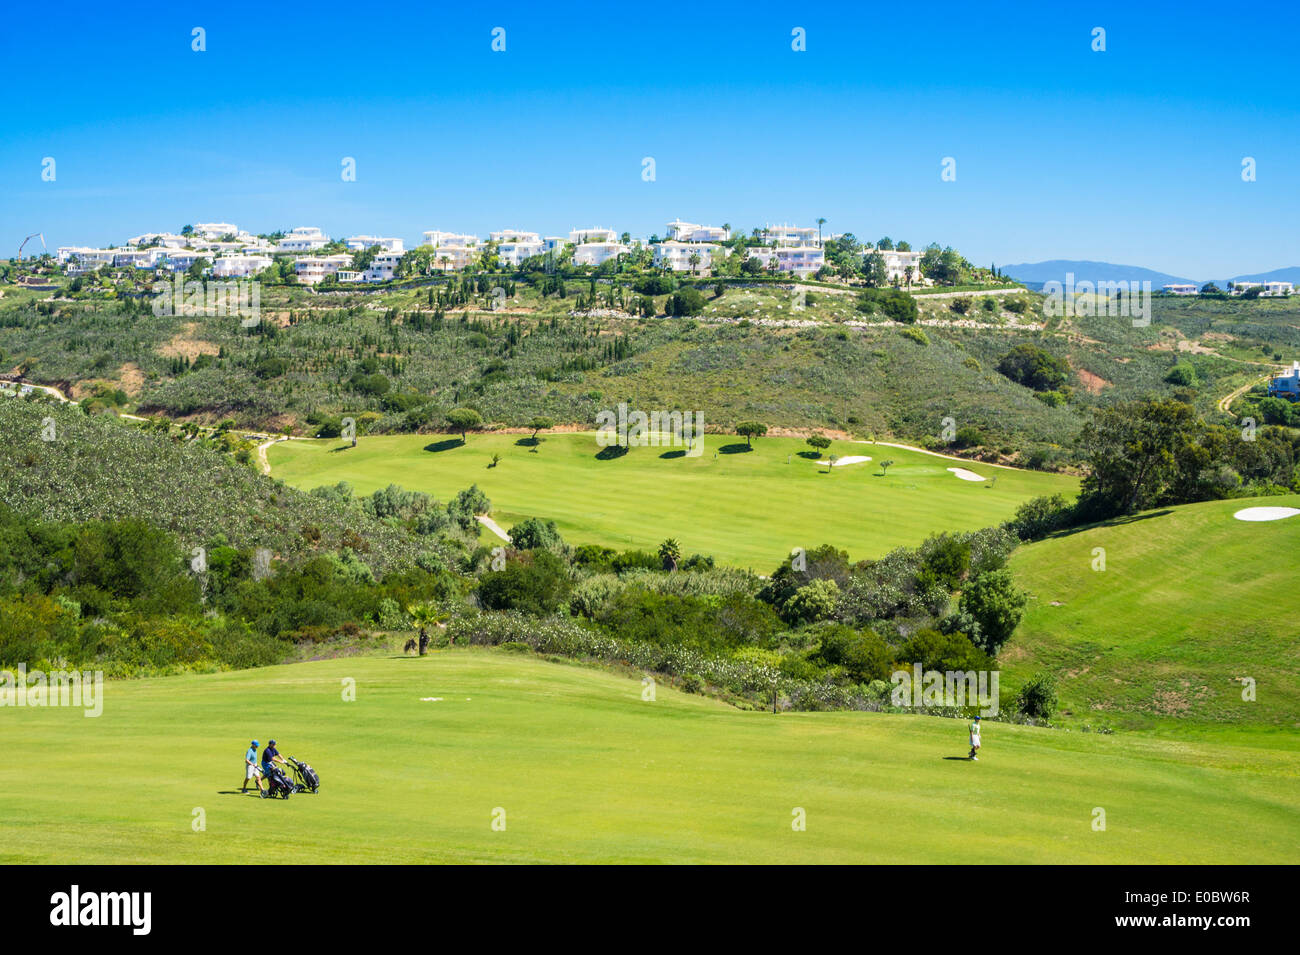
[1217, 373, 1274, 416]
[476, 515, 512, 542]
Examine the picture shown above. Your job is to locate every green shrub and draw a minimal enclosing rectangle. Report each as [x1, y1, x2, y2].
[1015, 670, 1059, 718]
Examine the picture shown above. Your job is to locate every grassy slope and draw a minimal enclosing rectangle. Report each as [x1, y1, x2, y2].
[1004, 496, 1300, 732]
[269, 432, 1077, 568]
[3, 649, 1296, 864]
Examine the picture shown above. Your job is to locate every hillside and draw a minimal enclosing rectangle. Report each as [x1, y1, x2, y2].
[0, 397, 438, 574]
[1004, 496, 1300, 732]
[11, 283, 1296, 466]
[3, 649, 1296, 864]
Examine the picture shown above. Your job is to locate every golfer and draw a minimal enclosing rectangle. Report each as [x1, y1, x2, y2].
[261, 738, 288, 776]
[242, 739, 265, 793]
[969, 716, 982, 761]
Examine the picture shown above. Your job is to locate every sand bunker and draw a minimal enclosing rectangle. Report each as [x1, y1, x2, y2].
[817, 455, 872, 467]
[1233, 506, 1300, 522]
[947, 467, 987, 482]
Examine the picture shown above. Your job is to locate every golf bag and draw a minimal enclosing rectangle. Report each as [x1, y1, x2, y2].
[260, 764, 293, 799]
[288, 756, 319, 794]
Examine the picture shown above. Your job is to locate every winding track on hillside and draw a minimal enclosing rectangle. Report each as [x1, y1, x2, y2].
[1217, 372, 1274, 417]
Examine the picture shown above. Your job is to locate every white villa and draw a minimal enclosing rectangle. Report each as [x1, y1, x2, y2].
[666, 220, 730, 243]
[574, 242, 629, 267]
[293, 253, 353, 284]
[346, 235, 404, 253]
[654, 241, 719, 272]
[490, 230, 540, 244]
[422, 230, 479, 249]
[761, 224, 820, 247]
[1231, 280, 1293, 297]
[498, 240, 545, 267]
[278, 227, 331, 253]
[1163, 284, 1199, 295]
[744, 245, 826, 277]
[126, 232, 191, 249]
[57, 247, 118, 271]
[868, 247, 924, 284]
[212, 254, 273, 278]
[362, 250, 403, 282]
[569, 227, 618, 244]
[164, 250, 211, 272]
[192, 222, 240, 240]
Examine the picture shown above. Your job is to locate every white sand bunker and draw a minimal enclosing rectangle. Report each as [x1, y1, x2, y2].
[817, 455, 872, 467]
[1233, 506, 1300, 522]
[947, 467, 987, 482]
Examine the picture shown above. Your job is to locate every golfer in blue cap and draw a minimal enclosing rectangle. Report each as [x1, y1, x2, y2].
[242, 740, 265, 793]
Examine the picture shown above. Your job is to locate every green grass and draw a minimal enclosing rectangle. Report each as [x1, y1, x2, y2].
[1004, 495, 1300, 733]
[269, 432, 1077, 567]
[3, 648, 1296, 863]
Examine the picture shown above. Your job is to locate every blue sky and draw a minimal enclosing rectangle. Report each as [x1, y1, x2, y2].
[3, 0, 1297, 278]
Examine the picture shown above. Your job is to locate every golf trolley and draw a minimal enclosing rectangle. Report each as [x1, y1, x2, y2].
[287, 756, 320, 794]
[260, 764, 294, 799]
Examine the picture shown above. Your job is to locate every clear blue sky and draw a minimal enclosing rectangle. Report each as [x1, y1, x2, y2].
[3, 0, 1297, 278]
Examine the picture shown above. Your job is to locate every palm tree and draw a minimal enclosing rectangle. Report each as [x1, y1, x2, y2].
[904, 266, 915, 289]
[659, 538, 682, 571]
[408, 601, 450, 649]
[816, 217, 827, 247]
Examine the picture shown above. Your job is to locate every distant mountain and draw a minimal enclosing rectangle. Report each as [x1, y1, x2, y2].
[1003, 259, 1300, 292]
[1218, 266, 1300, 288]
[1001, 260, 1197, 291]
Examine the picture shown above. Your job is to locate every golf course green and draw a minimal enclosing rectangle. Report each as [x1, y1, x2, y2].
[3, 649, 1297, 863]
[269, 432, 1078, 567]
[1003, 495, 1300, 732]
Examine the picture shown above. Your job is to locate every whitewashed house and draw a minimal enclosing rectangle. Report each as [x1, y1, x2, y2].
[212, 255, 273, 278]
[498, 240, 546, 267]
[164, 250, 212, 272]
[58, 247, 117, 272]
[490, 230, 540, 244]
[278, 227, 331, 253]
[1163, 284, 1199, 295]
[761, 224, 820, 247]
[422, 230, 478, 249]
[665, 220, 730, 243]
[654, 241, 718, 272]
[362, 250, 403, 282]
[744, 245, 826, 276]
[346, 235, 405, 253]
[192, 222, 240, 240]
[573, 242, 629, 267]
[293, 253, 353, 284]
[569, 227, 618, 244]
[870, 248, 923, 283]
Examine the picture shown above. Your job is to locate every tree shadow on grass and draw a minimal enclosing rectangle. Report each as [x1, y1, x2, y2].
[718, 443, 753, 454]
[595, 445, 629, 460]
[941, 756, 974, 761]
[424, 438, 464, 453]
[660, 449, 686, 459]
[327, 444, 354, 454]
[515, 436, 541, 447]
[796, 450, 821, 460]
[1038, 509, 1174, 542]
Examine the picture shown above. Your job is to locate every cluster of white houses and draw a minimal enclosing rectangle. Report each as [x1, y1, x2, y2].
[1163, 281, 1293, 297]
[53, 219, 926, 287]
